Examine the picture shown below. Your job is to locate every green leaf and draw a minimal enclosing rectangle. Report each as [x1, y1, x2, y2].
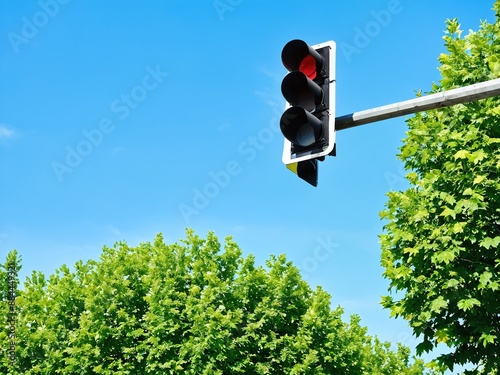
[403, 247, 418, 256]
[473, 175, 486, 184]
[463, 187, 474, 196]
[439, 206, 456, 219]
[480, 333, 496, 347]
[468, 149, 486, 164]
[487, 55, 500, 74]
[479, 236, 500, 250]
[432, 250, 456, 264]
[454, 150, 470, 160]
[444, 278, 460, 289]
[452, 222, 465, 234]
[457, 298, 481, 311]
[436, 328, 450, 344]
[416, 340, 433, 355]
[479, 271, 493, 289]
[389, 304, 404, 318]
[413, 209, 428, 222]
[486, 137, 500, 144]
[440, 192, 456, 205]
[430, 296, 448, 313]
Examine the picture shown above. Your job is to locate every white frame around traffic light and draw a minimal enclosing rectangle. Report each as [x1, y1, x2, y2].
[282, 40, 336, 165]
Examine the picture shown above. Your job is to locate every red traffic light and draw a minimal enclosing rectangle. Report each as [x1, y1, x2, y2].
[281, 39, 324, 79]
[299, 54, 317, 80]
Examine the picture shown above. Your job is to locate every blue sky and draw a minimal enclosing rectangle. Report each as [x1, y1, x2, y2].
[0, 0, 496, 365]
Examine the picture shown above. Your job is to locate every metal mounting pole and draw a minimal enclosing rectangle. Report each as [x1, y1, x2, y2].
[335, 78, 500, 131]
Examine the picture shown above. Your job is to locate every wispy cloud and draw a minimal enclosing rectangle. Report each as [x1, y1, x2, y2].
[107, 226, 123, 237]
[0, 124, 15, 139]
[217, 121, 232, 132]
[110, 146, 126, 156]
[254, 90, 282, 110]
[257, 66, 281, 82]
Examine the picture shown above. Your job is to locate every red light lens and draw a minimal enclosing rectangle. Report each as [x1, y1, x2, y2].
[299, 54, 317, 80]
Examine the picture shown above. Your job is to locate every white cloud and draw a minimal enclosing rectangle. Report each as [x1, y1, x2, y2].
[0, 124, 14, 139]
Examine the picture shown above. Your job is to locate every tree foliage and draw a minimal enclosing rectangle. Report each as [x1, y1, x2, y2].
[0, 250, 21, 374]
[2, 230, 426, 374]
[380, 2, 500, 373]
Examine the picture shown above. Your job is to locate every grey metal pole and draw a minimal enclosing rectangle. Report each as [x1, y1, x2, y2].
[335, 78, 500, 131]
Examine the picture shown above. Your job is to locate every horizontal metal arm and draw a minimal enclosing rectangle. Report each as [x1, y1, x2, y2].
[335, 78, 500, 131]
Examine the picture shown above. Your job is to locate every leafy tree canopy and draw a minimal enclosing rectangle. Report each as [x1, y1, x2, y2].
[380, 2, 500, 374]
[2, 230, 427, 374]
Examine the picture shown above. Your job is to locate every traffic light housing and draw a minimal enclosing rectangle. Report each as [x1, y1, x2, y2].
[286, 159, 318, 187]
[280, 39, 336, 185]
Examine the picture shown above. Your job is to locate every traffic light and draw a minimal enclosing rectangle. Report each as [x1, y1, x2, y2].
[280, 39, 336, 186]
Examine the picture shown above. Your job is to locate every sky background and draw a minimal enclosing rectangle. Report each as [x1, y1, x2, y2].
[0, 0, 497, 368]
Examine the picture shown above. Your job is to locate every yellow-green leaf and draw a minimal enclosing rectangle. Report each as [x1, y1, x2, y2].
[452, 222, 465, 234]
[479, 271, 493, 289]
[487, 55, 500, 74]
[480, 236, 500, 250]
[480, 333, 497, 347]
[436, 328, 450, 344]
[473, 175, 486, 184]
[430, 296, 448, 313]
[413, 209, 428, 221]
[440, 206, 456, 219]
[457, 298, 481, 311]
[469, 149, 486, 164]
[403, 247, 418, 256]
[454, 150, 470, 160]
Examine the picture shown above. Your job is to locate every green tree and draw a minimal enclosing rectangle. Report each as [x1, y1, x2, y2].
[380, 3, 500, 373]
[0, 250, 21, 375]
[15, 261, 92, 374]
[7, 230, 427, 374]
